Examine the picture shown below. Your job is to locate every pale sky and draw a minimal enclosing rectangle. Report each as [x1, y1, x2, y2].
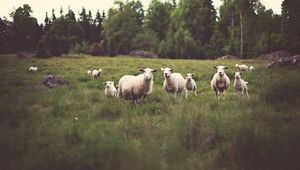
[0, 0, 283, 24]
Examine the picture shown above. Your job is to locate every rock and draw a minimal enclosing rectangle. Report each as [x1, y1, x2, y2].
[42, 75, 70, 88]
[258, 51, 290, 60]
[129, 50, 158, 58]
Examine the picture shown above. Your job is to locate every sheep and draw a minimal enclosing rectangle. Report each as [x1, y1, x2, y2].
[233, 72, 249, 98]
[29, 66, 38, 72]
[211, 65, 230, 99]
[118, 68, 156, 103]
[185, 73, 197, 98]
[92, 69, 102, 78]
[87, 70, 92, 76]
[249, 66, 255, 72]
[103, 81, 118, 97]
[161, 67, 186, 97]
[235, 64, 249, 72]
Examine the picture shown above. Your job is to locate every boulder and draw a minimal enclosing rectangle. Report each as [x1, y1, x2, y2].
[42, 75, 70, 88]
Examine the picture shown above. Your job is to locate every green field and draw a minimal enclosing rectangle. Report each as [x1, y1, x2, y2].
[0, 54, 300, 170]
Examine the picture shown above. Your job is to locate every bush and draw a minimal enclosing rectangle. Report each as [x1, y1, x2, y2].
[35, 39, 50, 58]
[90, 42, 105, 56]
[69, 41, 89, 54]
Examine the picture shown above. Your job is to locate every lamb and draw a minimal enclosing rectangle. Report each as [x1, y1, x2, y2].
[103, 81, 118, 97]
[233, 72, 249, 98]
[29, 66, 38, 72]
[92, 69, 102, 78]
[185, 73, 197, 98]
[249, 66, 255, 72]
[161, 67, 186, 97]
[118, 68, 156, 103]
[211, 65, 230, 99]
[87, 70, 92, 76]
[235, 64, 249, 72]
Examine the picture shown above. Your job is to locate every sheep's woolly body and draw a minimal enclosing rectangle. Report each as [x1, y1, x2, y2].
[211, 73, 230, 94]
[236, 64, 249, 72]
[163, 73, 185, 95]
[185, 73, 197, 98]
[233, 73, 249, 98]
[92, 69, 102, 78]
[29, 66, 38, 72]
[249, 66, 255, 72]
[118, 69, 154, 102]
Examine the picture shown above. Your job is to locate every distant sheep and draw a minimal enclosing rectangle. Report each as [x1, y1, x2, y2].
[87, 70, 92, 76]
[29, 66, 38, 72]
[92, 69, 102, 78]
[185, 73, 197, 98]
[211, 66, 230, 99]
[118, 68, 156, 103]
[103, 81, 118, 97]
[235, 64, 249, 72]
[161, 67, 186, 97]
[233, 72, 249, 98]
[249, 66, 255, 72]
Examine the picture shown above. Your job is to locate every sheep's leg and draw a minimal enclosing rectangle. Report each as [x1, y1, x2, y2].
[143, 94, 147, 101]
[194, 90, 197, 96]
[245, 90, 249, 98]
[185, 90, 188, 99]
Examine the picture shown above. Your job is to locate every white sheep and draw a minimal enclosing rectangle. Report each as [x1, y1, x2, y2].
[249, 66, 255, 72]
[92, 69, 102, 78]
[87, 70, 92, 76]
[29, 66, 38, 72]
[235, 64, 249, 72]
[118, 68, 156, 103]
[103, 81, 118, 97]
[185, 73, 197, 98]
[161, 67, 186, 97]
[233, 72, 249, 98]
[211, 65, 230, 99]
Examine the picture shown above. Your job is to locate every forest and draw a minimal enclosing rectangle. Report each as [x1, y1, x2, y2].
[0, 0, 299, 59]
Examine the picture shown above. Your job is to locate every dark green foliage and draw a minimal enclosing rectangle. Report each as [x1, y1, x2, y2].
[35, 39, 50, 58]
[282, 0, 300, 54]
[0, 17, 13, 54]
[90, 42, 105, 56]
[131, 31, 159, 52]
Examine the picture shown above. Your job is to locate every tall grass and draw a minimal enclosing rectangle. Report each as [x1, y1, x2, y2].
[0, 54, 299, 170]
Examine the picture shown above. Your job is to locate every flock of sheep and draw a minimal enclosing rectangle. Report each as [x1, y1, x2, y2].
[29, 63, 255, 103]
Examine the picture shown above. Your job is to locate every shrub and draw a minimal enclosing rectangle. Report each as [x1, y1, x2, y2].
[35, 39, 50, 58]
[90, 42, 105, 56]
[69, 41, 89, 54]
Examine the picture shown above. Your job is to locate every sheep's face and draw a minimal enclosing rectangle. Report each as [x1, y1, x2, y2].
[214, 66, 228, 77]
[161, 68, 173, 78]
[186, 73, 194, 81]
[235, 64, 239, 68]
[234, 72, 242, 80]
[140, 68, 156, 81]
[103, 81, 114, 89]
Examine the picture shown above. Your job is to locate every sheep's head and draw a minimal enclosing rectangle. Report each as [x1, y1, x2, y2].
[98, 69, 102, 72]
[235, 64, 239, 68]
[103, 81, 114, 88]
[140, 68, 156, 81]
[214, 65, 228, 77]
[161, 67, 173, 78]
[186, 73, 194, 81]
[233, 72, 242, 80]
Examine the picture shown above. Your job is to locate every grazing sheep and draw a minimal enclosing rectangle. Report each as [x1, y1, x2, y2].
[249, 66, 255, 72]
[103, 81, 118, 97]
[233, 72, 249, 98]
[29, 66, 38, 72]
[235, 64, 249, 72]
[87, 70, 92, 76]
[118, 68, 156, 103]
[211, 66, 230, 99]
[92, 69, 102, 78]
[185, 73, 197, 98]
[161, 67, 186, 97]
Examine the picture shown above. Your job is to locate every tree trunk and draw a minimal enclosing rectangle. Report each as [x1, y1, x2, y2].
[231, 9, 235, 39]
[240, 9, 244, 59]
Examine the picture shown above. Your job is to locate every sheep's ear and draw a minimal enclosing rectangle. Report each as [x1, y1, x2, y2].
[240, 72, 243, 75]
[139, 69, 145, 72]
[224, 66, 228, 69]
[232, 71, 235, 75]
[213, 66, 217, 69]
[112, 81, 114, 84]
[160, 68, 164, 71]
[151, 69, 157, 72]
[99, 69, 102, 72]
[103, 82, 107, 85]
[170, 69, 174, 72]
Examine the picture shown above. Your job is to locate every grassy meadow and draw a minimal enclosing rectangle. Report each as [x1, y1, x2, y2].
[0, 54, 300, 170]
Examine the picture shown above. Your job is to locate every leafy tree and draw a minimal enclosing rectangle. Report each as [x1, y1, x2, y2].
[131, 31, 159, 52]
[282, 0, 300, 53]
[103, 1, 141, 56]
[144, 0, 173, 40]
[10, 4, 41, 52]
[0, 17, 13, 53]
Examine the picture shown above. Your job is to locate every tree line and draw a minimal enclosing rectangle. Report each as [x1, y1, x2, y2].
[0, 0, 299, 59]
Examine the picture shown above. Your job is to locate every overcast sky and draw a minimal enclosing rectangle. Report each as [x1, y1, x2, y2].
[0, 0, 283, 24]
